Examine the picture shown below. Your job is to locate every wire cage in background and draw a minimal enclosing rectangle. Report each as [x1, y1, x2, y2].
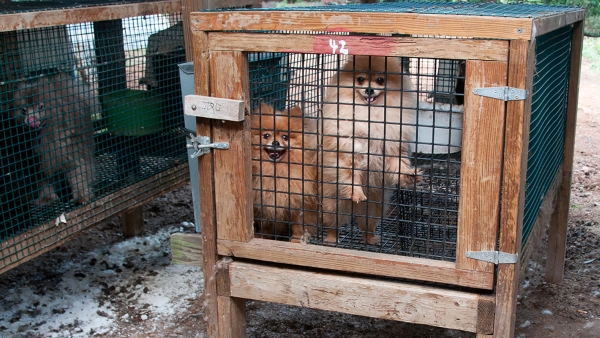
[0, 1, 189, 272]
[189, 2, 584, 337]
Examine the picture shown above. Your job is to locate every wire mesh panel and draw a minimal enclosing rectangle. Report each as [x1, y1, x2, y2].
[0, 14, 187, 248]
[250, 52, 464, 261]
[523, 25, 573, 245]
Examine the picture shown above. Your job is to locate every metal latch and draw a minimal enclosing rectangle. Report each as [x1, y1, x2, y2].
[472, 86, 529, 101]
[465, 251, 518, 265]
[187, 135, 229, 158]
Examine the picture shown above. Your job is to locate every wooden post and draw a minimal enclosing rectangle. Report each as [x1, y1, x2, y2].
[121, 206, 144, 238]
[192, 29, 221, 337]
[545, 19, 584, 283]
[494, 39, 534, 338]
[182, 0, 204, 62]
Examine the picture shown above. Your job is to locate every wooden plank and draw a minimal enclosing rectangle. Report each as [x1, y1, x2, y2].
[217, 238, 494, 289]
[215, 257, 246, 338]
[210, 51, 253, 243]
[192, 29, 220, 338]
[191, 11, 533, 40]
[208, 33, 509, 61]
[0, 0, 182, 32]
[494, 39, 533, 338]
[546, 20, 584, 283]
[170, 233, 203, 267]
[477, 295, 496, 335]
[182, 0, 204, 62]
[533, 10, 586, 37]
[121, 206, 144, 238]
[0, 163, 190, 274]
[217, 296, 247, 338]
[228, 261, 484, 333]
[185, 95, 245, 121]
[455, 60, 507, 274]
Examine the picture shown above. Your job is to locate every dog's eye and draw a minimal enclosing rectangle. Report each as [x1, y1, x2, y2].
[263, 133, 270, 139]
[21, 108, 27, 114]
[282, 134, 288, 141]
[37, 104, 44, 110]
[356, 76, 365, 85]
[376, 77, 385, 85]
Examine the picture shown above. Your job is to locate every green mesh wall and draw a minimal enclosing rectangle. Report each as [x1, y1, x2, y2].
[523, 25, 573, 244]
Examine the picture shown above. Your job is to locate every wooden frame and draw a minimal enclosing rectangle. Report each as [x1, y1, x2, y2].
[190, 6, 585, 338]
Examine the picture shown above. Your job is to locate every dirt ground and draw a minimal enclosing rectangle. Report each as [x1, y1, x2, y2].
[1, 53, 600, 338]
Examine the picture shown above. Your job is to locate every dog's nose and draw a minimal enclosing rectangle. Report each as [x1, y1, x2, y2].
[365, 87, 375, 96]
[272, 141, 280, 147]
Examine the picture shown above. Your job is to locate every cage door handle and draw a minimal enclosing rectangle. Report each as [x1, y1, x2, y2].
[187, 135, 229, 158]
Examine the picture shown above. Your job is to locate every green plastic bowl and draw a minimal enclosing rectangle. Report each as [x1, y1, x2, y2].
[104, 89, 163, 136]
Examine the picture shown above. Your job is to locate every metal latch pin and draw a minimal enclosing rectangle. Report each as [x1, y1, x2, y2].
[187, 135, 229, 158]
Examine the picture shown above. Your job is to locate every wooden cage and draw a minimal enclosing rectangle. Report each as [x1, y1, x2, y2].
[187, 2, 584, 337]
[0, 0, 260, 274]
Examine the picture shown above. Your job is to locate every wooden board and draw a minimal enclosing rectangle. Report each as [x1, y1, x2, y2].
[184, 95, 245, 122]
[0, 0, 181, 32]
[192, 29, 220, 338]
[455, 60, 507, 274]
[0, 163, 189, 274]
[121, 206, 144, 238]
[170, 233, 203, 267]
[192, 11, 534, 40]
[226, 261, 492, 333]
[494, 39, 533, 338]
[210, 51, 253, 243]
[218, 238, 494, 289]
[208, 32, 509, 61]
[546, 20, 584, 283]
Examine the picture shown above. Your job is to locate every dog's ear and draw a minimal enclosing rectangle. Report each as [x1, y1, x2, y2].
[257, 102, 274, 115]
[289, 106, 302, 117]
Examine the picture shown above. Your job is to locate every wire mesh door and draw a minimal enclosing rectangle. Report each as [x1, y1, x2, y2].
[197, 34, 508, 290]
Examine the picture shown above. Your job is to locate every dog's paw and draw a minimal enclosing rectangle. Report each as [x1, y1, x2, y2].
[351, 187, 367, 203]
[365, 234, 381, 245]
[323, 229, 338, 246]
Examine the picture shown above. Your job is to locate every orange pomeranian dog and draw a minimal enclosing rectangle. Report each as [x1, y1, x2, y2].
[251, 102, 318, 243]
[321, 56, 420, 245]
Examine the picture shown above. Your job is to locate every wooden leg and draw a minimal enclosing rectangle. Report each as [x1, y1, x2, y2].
[121, 206, 144, 238]
[216, 257, 246, 337]
[545, 19, 583, 284]
[217, 296, 247, 338]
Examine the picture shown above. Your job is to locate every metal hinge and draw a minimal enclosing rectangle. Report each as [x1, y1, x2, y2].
[472, 86, 529, 101]
[186, 135, 229, 158]
[465, 251, 518, 265]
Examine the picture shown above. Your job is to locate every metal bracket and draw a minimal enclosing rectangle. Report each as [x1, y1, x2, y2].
[465, 251, 518, 265]
[186, 134, 229, 158]
[472, 86, 529, 101]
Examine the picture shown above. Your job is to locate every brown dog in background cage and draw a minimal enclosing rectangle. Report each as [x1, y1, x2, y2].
[251, 102, 318, 243]
[13, 73, 97, 206]
[321, 55, 420, 245]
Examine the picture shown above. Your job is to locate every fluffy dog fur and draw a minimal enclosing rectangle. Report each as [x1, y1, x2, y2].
[251, 102, 318, 243]
[12, 73, 97, 205]
[321, 56, 419, 245]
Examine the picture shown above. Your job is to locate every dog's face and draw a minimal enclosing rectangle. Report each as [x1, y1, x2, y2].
[252, 103, 304, 163]
[338, 56, 404, 105]
[16, 104, 44, 129]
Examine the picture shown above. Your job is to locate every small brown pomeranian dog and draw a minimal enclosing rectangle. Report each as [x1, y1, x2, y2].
[13, 73, 97, 205]
[321, 56, 419, 245]
[251, 102, 318, 243]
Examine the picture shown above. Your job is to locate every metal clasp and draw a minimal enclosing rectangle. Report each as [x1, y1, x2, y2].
[465, 251, 518, 265]
[472, 86, 529, 101]
[187, 135, 229, 158]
